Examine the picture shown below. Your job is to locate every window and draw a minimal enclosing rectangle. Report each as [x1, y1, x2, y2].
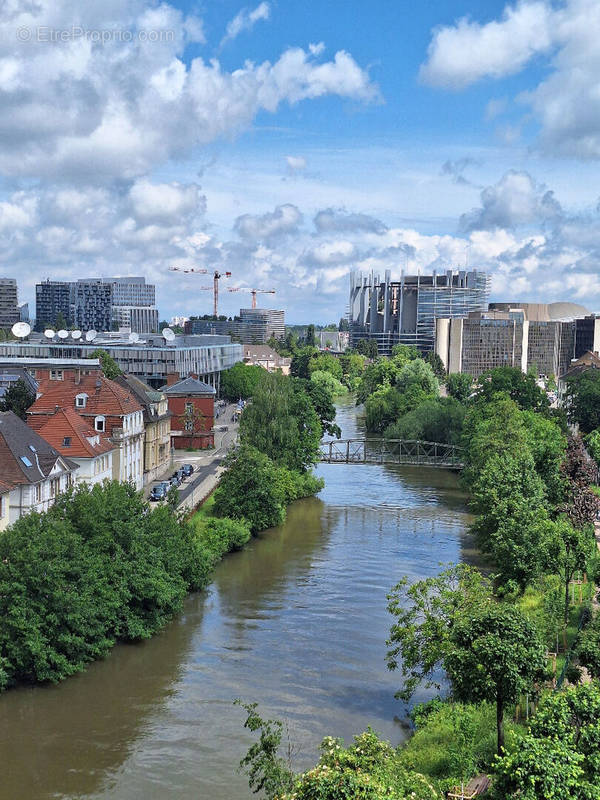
[63, 436, 71, 447]
[94, 416, 105, 432]
[75, 393, 87, 408]
[49, 369, 63, 381]
[20, 455, 32, 467]
[0, 495, 4, 517]
[185, 402, 194, 413]
[35, 483, 42, 503]
[50, 478, 60, 497]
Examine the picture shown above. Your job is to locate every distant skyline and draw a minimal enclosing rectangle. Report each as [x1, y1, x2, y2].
[1, 0, 600, 323]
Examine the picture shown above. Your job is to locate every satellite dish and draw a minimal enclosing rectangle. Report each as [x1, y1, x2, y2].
[162, 327, 175, 342]
[11, 322, 31, 339]
[128, 332, 140, 343]
[57, 329, 68, 339]
[44, 328, 56, 339]
[71, 330, 82, 340]
[85, 330, 97, 342]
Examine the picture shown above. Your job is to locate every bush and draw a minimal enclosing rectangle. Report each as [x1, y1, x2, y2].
[0, 481, 207, 690]
[384, 397, 466, 445]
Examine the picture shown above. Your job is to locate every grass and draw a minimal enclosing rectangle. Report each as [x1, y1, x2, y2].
[191, 492, 216, 522]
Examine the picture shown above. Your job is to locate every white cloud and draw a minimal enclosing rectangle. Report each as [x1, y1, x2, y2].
[0, 2, 376, 181]
[420, 0, 600, 159]
[234, 204, 303, 240]
[221, 2, 271, 46]
[286, 155, 307, 172]
[420, 1, 553, 89]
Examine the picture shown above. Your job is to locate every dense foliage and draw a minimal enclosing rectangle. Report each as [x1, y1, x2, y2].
[565, 370, 600, 433]
[221, 361, 266, 400]
[0, 377, 35, 419]
[87, 348, 122, 379]
[0, 481, 239, 690]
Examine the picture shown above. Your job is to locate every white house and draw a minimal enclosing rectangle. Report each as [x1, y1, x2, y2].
[0, 410, 78, 526]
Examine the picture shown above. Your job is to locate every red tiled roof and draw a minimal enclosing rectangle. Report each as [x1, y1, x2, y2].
[37, 407, 114, 458]
[28, 373, 142, 429]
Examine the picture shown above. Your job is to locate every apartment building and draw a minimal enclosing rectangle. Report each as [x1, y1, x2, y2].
[0, 410, 78, 526]
[28, 372, 145, 490]
[0, 278, 20, 329]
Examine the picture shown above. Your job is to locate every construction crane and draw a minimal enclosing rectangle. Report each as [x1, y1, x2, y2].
[227, 287, 276, 309]
[168, 267, 232, 317]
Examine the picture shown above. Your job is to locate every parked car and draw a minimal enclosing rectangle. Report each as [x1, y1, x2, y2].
[149, 484, 167, 502]
[182, 464, 194, 477]
[169, 474, 181, 487]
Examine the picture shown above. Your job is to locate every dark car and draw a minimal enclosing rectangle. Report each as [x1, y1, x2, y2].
[182, 464, 194, 477]
[149, 484, 167, 501]
[169, 474, 181, 487]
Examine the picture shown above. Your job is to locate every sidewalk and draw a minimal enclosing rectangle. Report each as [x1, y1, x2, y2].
[145, 402, 240, 512]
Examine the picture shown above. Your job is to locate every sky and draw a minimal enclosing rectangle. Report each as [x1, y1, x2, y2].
[2, 0, 600, 323]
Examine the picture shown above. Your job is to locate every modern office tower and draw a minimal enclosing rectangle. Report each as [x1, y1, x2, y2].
[73, 279, 112, 331]
[35, 280, 73, 330]
[574, 315, 600, 359]
[238, 308, 285, 341]
[107, 276, 155, 307]
[185, 308, 285, 344]
[0, 278, 20, 328]
[436, 305, 581, 378]
[108, 277, 158, 333]
[349, 269, 490, 355]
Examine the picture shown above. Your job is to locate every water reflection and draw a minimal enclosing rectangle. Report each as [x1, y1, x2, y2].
[0, 400, 474, 800]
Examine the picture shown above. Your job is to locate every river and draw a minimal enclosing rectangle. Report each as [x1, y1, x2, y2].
[0, 399, 477, 799]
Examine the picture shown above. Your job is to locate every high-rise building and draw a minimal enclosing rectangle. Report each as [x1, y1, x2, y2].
[185, 308, 285, 344]
[108, 276, 156, 307]
[349, 269, 490, 355]
[111, 306, 159, 333]
[35, 280, 73, 330]
[73, 279, 112, 331]
[436, 305, 582, 378]
[0, 278, 20, 329]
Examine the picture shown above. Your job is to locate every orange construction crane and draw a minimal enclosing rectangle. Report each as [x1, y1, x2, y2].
[168, 267, 232, 317]
[227, 287, 276, 309]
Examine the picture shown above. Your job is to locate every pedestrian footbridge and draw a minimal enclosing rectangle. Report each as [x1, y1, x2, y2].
[318, 439, 464, 469]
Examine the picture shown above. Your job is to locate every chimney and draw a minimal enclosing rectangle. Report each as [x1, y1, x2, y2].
[166, 372, 179, 386]
[189, 372, 198, 380]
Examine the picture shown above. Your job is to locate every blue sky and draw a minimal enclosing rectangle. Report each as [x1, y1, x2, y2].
[1, 0, 600, 322]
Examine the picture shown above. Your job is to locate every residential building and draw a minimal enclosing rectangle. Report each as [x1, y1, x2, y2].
[0, 335, 242, 390]
[349, 269, 490, 356]
[72, 279, 113, 331]
[35, 280, 73, 330]
[0, 410, 78, 526]
[115, 374, 171, 485]
[162, 374, 215, 449]
[242, 344, 291, 374]
[36, 407, 114, 486]
[0, 480, 10, 532]
[0, 278, 20, 329]
[27, 372, 145, 490]
[558, 351, 600, 408]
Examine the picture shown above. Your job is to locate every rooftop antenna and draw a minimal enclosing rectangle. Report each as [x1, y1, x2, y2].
[162, 327, 175, 343]
[128, 331, 140, 343]
[85, 330, 97, 342]
[57, 329, 68, 339]
[71, 330, 82, 340]
[11, 322, 31, 339]
[44, 328, 56, 339]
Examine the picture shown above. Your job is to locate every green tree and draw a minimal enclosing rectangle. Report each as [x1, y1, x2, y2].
[391, 343, 420, 363]
[302, 377, 341, 438]
[446, 373, 474, 404]
[304, 324, 316, 347]
[494, 683, 600, 799]
[356, 358, 400, 404]
[235, 701, 294, 799]
[240, 372, 322, 472]
[308, 352, 343, 380]
[339, 351, 366, 391]
[386, 564, 493, 702]
[444, 605, 547, 753]
[521, 410, 566, 504]
[309, 370, 345, 398]
[221, 362, 265, 401]
[565, 370, 600, 433]
[425, 350, 446, 379]
[0, 378, 35, 420]
[290, 346, 318, 379]
[552, 515, 594, 624]
[395, 358, 439, 395]
[88, 348, 122, 379]
[354, 338, 378, 358]
[55, 311, 68, 330]
[473, 366, 550, 413]
[384, 397, 466, 445]
[212, 445, 287, 533]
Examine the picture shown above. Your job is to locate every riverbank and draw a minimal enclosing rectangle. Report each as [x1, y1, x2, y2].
[0, 400, 474, 800]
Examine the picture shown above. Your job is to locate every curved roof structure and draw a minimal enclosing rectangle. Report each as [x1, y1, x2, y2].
[547, 302, 590, 321]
